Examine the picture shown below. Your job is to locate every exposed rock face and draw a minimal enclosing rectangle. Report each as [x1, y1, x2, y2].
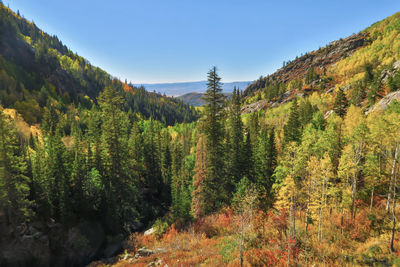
[0, 221, 107, 267]
[274, 33, 366, 84]
[241, 100, 269, 114]
[393, 60, 400, 70]
[244, 32, 367, 96]
[104, 242, 122, 258]
[366, 90, 400, 114]
[63, 221, 106, 265]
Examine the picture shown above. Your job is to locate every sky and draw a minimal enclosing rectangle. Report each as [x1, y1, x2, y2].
[5, 0, 400, 83]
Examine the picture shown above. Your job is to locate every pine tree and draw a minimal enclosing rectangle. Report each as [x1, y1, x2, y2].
[48, 127, 71, 223]
[99, 85, 138, 233]
[334, 87, 348, 118]
[227, 88, 244, 189]
[87, 105, 102, 173]
[128, 120, 144, 185]
[171, 141, 183, 218]
[70, 125, 87, 218]
[243, 131, 255, 183]
[160, 130, 172, 206]
[284, 98, 301, 144]
[199, 66, 227, 212]
[254, 128, 277, 207]
[0, 110, 32, 225]
[143, 119, 162, 196]
[299, 98, 314, 127]
[367, 81, 382, 107]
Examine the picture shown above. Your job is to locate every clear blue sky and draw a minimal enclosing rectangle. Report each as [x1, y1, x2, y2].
[6, 0, 400, 83]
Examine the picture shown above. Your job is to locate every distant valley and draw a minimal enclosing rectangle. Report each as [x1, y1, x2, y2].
[177, 92, 232, 107]
[135, 81, 250, 97]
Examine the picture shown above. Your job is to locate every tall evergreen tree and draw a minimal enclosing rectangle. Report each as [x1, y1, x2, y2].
[171, 141, 183, 218]
[255, 128, 277, 207]
[70, 125, 87, 218]
[284, 98, 301, 144]
[128, 120, 144, 185]
[299, 98, 315, 127]
[227, 88, 245, 190]
[199, 66, 227, 212]
[243, 130, 255, 182]
[0, 110, 31, 225]
[87, 105, 102, 173]
[160, 130, 172, 206]
[99, 85, 138, 233]
[334, 87, 348, 118]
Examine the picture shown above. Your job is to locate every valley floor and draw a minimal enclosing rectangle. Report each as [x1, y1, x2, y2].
[89, 204, 400, 267]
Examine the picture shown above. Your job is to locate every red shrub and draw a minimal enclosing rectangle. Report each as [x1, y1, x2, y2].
[245, 248, 278, 266]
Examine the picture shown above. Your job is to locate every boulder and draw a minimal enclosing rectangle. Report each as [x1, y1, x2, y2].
[393, 60, 400, 70]
[326, 87, 335, 94]
[135, 247, 154, 258]
[154, 247, 167, 254]
[0, 227, 51, 267]
[240, 100, 268, 114]
[144, 227, 155, 236]
[324, 110, 334, 119]
[366, 90, 400, 114]
[148, 258, 162, 266]
[122, 252, 133, 261]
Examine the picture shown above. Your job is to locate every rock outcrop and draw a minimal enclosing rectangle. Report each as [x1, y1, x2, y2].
[244, 32, 367, 96]
[366, 90, 400, 114]
[0, 221, 111, 267]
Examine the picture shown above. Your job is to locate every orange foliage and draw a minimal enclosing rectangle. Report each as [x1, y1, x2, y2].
[122, 83, 134, 94]
[135, 233, 155, 249]
[162, 224, 178, 242]
[332, 209, 372, 241]
[215, 208, 234, 230]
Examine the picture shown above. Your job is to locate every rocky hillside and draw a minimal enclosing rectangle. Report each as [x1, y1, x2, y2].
[245, 32, 367, 97]
[242, 11, 400, 113]
[243, 32, 367, 98]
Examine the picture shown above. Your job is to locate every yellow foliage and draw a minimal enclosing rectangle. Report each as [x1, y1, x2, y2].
[330, 12, 400, 84]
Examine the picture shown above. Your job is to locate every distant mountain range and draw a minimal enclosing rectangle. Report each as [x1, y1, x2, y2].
[177, 92, 232, 107]
[134, 81, 251, 97]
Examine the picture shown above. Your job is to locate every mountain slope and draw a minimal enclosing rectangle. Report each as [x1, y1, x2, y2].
[0, 4, 198, 125]
[243, 11, 400, 112]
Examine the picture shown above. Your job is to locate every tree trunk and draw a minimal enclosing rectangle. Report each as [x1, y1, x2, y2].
[390, 145, 398, 252]
[292, 197, 296, 238]
[240, 228, 244, 267]
[390, 197, 396, 252]
[370, 187, 374, 213]
[351, 173, 356, 219]
[387, 145, 398, 213]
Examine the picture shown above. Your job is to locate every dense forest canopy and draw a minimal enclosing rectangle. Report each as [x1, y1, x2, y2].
[2, 3, 400, 267]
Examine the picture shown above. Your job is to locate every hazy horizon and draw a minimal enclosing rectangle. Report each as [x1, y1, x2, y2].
[6, 0, 400, 83]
